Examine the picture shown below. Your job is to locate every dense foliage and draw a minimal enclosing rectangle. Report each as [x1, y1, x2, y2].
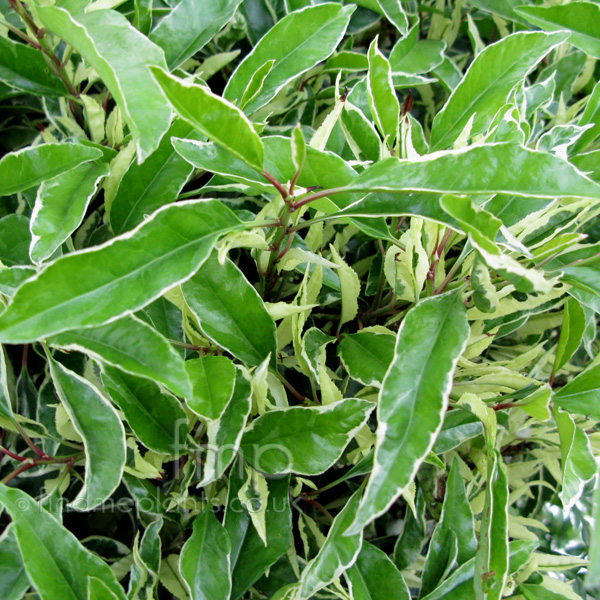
[1, 0, 600, 598]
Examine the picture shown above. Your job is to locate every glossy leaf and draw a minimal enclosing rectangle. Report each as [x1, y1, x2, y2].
[185, 355, 236, 421]
[553, 364, 600, 420]
[344, 144, 600, 200]
[299, 488, 363, 599]
[338, 331, 395, 387]
[0, 485, 127, 600]
[586, 462, 600, 586]
[49, 315, 193, 398]
[555, 409, 596, 510]
[347, 291, 470, 535]
[109, 120, 199, 234]
[150, 0, 242, 69]
[199, 371, 252, 486]
[36, 6, 171, 161]
[0, 35, 66, 96]
[0, 526, 29, 600]
[182, 254, 277, 367]
[420, 459, 477, 597]
[441, 194, 553, 293]
[475, 453, 509, 600]
[430, 32, 568, 150]
[0, 143, 102, 197]
[377, 0, 409, 35]
[49, 356, 126, 510]
[0, 200, 242, 343]
[0, 214, 31, 267]
[553, 298, 586, 375]
[241, 399, 374, 475]
[516, 3, 600, 59]
[30, 162, 108, 263]
[101, 366, 188, 455]
[223, 3, 355, 113]
[367, 36, 399, 146]
[180, 508, 231, 600]
[150, 68, 264, 171]
[346, 541, 410, 600]
[225, 469, 292, 599]
[0, 266, 35, 297]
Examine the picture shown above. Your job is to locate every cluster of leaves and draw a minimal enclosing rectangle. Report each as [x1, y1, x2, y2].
[1, 0, 600, 598]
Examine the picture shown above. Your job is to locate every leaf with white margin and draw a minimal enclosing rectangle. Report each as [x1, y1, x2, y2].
[367, 36, 399, 148]
[150, 67, 264, 172]
[344, 144, 600, 200]
[0, 484, 127, 600]
[30, 162, 108, 264]
[441, 194, 554, 294]
[35, 5, 171, 162]
[346, 290, 469, 535]
[241, 398, 374, 476]
[48, 314, 192, 398]
[223, 3, 355, 114]
[429, 31, 568, 150]
[185, 355, 236, 421]
[346, 541, 410, 600]
[0, 200, 242, 344]
[180, 508, 231, 600]
[0, 143, 102, 197]
[198, 370, 252, 486]
[554, 408, 596, 510]
[48, 356, 125, 510]
[298, 487, 363, 599]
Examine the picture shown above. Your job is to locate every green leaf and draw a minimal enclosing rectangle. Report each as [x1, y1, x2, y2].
[185, 355, 236, 421]
[553, 364, 600, 420]
[520, 584, 573, 600]
[128, 518, 162, 599]
[241, 398, 374, 475]
[516, 3, 600, 59]
[150, 68, 264, 172]
[552, 298, 586, 375]
[0, 485, 127, 600]
[225, 469, 292, 600]
[421, 541, 537, 600]
[149, 0, 242, 69]
[346, 291, 470, 535]
[571, 80, 600, 154]
[0, 345, 14, 421]
[421, 459, 477, 597]
[441, 194, 553, 294]
[430, 31, 568, 150]
[292, 123, 307, 174]
[48, 356, 126, 510]
[0, 214, 32, 267]
[101, 366, 188, 455]
[0, 143, 102, 197]
[182, 253, 277, 367]
[390, 39, 447, 75]
[475, 453, 509, 600]
[299, 488, 363, 599]
[338, 331, 395, 387]
[239, 59, 276, 111]
[554, 408, 596, 510]
[345, 144, 600, 200]
[346, 541, 410, 600]
[199, 370, 252, 486]
[0, 35, 67, 96]
[49, 315, 193, 398]
[109, 120, 199, 234]
[376, 0, 409, 35]
[0, 200, 242, 343]
[586, 462, 600, 586]
[0, 526, 29, 600]
[223, 3, 355, 113]
[35, 6, 171, 161]
[367, 36, 399, 148]
[30, 162, 108, 263]
[180, 509, 231, 600]
[0, 266, 36, 297]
